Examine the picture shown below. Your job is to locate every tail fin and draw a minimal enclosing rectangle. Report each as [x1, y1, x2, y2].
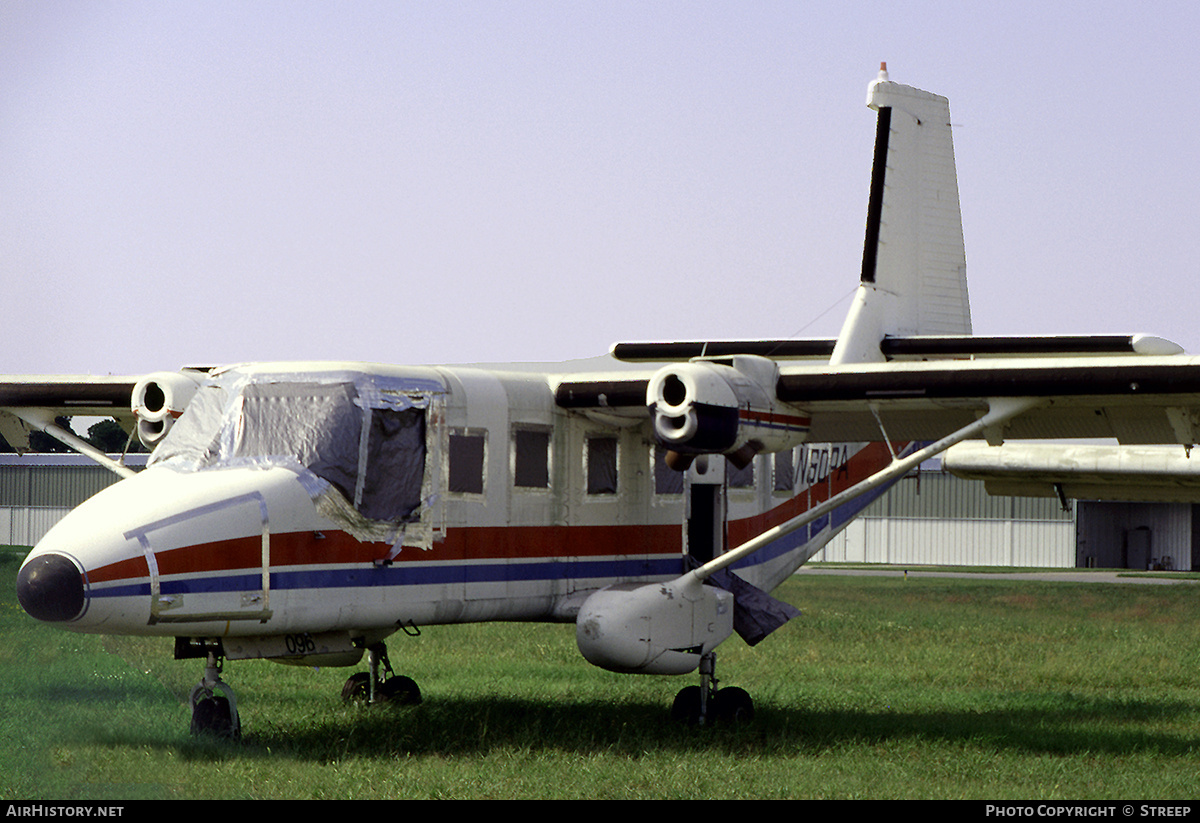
[830, 65, 972, 365]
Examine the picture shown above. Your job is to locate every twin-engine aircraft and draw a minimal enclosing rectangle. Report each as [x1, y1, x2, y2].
[10, 67, 1200, 737]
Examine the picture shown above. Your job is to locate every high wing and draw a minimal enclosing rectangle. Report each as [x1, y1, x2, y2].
[558, 335, 1200, 446]
[0, 375, 142, 477]
[0, 371, 207, 477]
[944, 441, 1200, 503]
[0, 375, 139, 414]
[780, 353, 1200, 445]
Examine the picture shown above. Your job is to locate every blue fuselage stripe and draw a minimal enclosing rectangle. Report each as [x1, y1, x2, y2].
[89, 556, 687, 599]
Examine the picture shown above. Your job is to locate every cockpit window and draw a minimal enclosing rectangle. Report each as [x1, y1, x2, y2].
[234, 381, 363, 496]
[151, 370, 436, 524]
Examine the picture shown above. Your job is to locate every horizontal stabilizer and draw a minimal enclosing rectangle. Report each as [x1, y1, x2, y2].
[612, 340, 837, 362]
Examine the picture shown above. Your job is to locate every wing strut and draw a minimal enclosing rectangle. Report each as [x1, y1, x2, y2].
[1, 407, 138, 479]
[683, 397, 1040, 585]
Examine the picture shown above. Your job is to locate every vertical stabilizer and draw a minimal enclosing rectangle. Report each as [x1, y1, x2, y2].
[830, 65, 971, 365]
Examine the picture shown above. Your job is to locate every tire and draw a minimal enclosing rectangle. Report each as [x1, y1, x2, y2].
[671, 685, 703, 725]
[341, 672, 371, 703]
[191, 694, 240, 739]
[378, 675, 422, 705]
[714, 687, 754, 724]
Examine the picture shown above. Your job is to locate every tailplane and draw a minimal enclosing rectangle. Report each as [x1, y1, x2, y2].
[830, 65, 971, 365]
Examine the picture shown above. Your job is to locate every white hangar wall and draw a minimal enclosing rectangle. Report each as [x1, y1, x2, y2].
[0, 455, 146, 546]
[817, 468, 1078, 568]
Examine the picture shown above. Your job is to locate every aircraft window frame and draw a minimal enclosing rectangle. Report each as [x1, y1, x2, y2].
[447, 429, 487, 496]
[584, 434, 619, 496]
[727, 456, 755, 490]
[773, 447, 796, 495]
[511, 425, 552, 491]
[652, 446, 684, 495]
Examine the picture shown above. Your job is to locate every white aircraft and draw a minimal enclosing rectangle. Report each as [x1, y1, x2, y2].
[9, 67, 1200, 737]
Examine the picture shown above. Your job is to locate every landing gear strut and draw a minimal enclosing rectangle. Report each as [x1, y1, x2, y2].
[189, 650, 241, 739]
[671, 652, 754, 726]
[341, 642, 422, 705]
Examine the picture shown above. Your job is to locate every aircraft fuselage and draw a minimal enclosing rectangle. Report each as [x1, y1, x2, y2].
[17, 360, 893, 662]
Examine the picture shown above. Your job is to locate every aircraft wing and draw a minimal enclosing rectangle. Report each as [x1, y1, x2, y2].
[0, 375, 140, 418]
[0, 374, 164, 477]
[943, 441, 1200, 503]
[554, 340, 1200, 448]
[776, 354, 1200, 444]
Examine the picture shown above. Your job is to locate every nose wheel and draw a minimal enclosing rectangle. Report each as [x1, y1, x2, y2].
[670, 652, 754, 726]
[189, 651, 241, 739]
[341, 642, 422, 706]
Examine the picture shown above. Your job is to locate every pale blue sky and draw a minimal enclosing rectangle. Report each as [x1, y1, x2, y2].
[2, 1, 1197, 375]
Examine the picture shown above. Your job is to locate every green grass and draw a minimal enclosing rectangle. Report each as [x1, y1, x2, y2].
[2, 546, 1198, 799]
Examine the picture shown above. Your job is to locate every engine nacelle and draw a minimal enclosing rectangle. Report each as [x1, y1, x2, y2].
[575, 578, 734, 675]
[646, 355, 810, 462]
[131, 371, 203, 448]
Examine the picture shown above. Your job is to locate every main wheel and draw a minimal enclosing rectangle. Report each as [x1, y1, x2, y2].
[341, 671, 371, 703]
[342, 672, 422, 705]
[671, 685, 703, 726]
[378, 675, 422, 705]
[713, 686, 754, 724]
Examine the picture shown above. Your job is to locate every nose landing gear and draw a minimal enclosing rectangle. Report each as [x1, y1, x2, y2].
[189, 650, 241, 739]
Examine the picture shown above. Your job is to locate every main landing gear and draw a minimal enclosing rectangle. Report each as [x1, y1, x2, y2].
[179, 636, 421, 739]
[671, 652, 754, 726]
[341, 641, 422, 706]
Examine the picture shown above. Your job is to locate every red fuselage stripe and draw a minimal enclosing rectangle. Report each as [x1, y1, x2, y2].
[85, 441, 898, 585]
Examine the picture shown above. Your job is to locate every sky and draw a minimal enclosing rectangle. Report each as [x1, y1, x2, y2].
[2, 1, 1197, 377]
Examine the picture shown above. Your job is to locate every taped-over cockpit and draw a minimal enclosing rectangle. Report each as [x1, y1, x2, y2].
[149, 368, 445, 543]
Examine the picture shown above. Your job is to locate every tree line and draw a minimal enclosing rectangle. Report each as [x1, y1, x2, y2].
[0, 417, 145, 454]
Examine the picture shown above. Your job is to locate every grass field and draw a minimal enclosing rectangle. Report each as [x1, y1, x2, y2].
[2, 546, 1198, 800]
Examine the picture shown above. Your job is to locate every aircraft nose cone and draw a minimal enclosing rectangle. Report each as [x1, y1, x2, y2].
[17, 553, 86, 622]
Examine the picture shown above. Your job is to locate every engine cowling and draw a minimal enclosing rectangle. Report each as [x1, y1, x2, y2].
[575, 578, 734, 675]
[131, 371, 204, 448]
[646, 355, 810, 463]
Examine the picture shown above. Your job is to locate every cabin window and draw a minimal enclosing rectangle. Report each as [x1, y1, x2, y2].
[358, 408, 426, 521]
[512, 427, 550, 489]
[586, 436, 618, 495]
[448, 431, 486, 494]
[653, 446, 684, 495]
[773, 448, 795, 493]
[147, 382, 228, 468]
